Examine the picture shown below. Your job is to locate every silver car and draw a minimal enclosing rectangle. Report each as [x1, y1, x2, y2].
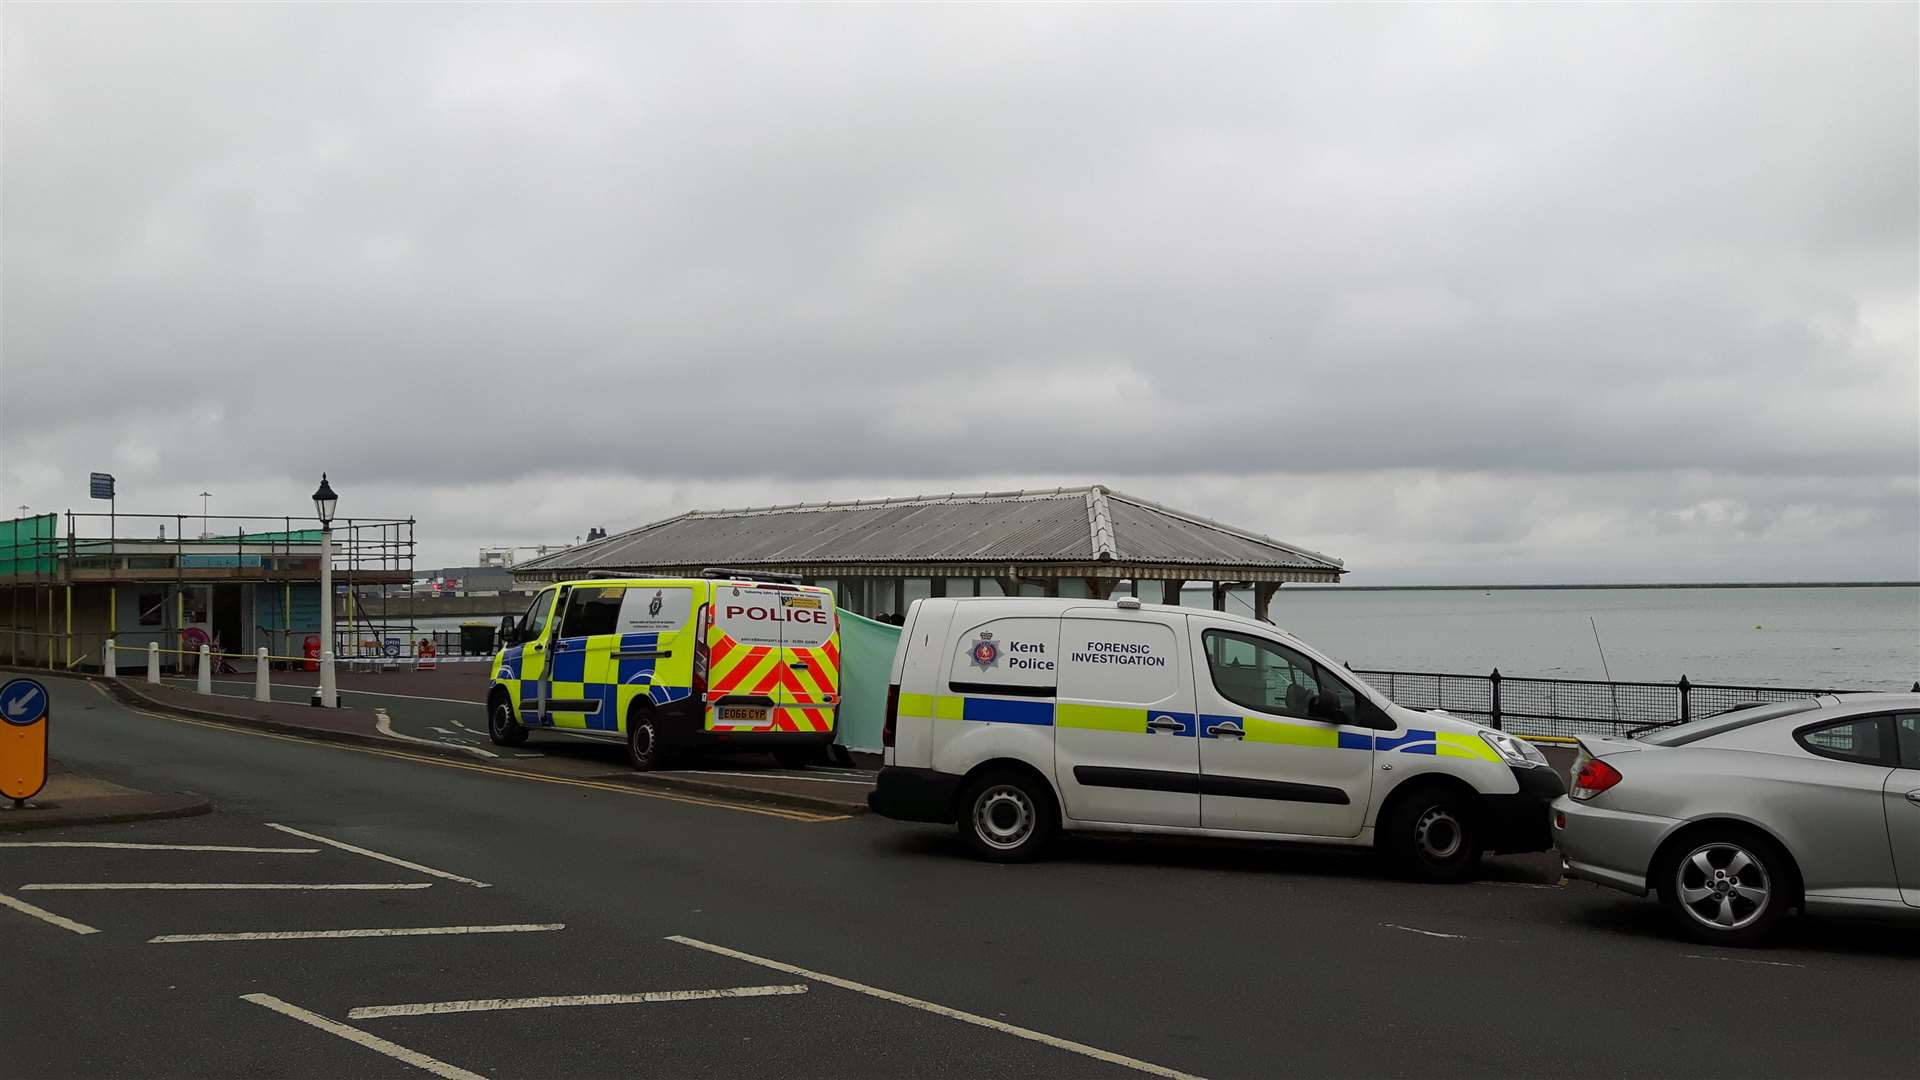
[1552, 693, 1920, 945]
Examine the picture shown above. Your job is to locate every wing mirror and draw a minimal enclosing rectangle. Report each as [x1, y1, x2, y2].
[498, 615, 519, 646]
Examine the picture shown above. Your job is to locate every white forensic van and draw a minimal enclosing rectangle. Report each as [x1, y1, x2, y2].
[868, 597, 1565, 879]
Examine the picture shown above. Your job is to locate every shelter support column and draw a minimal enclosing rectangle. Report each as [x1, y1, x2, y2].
[1253, 583, 1279, 623]
[1162, 579, 1185, 606]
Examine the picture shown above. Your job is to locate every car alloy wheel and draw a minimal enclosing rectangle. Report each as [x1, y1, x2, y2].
[1674, 841, 1772, 932]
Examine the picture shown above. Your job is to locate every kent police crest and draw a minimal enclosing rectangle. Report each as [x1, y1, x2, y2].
[648, 590, 663, 618]
[969, 631, 999, 671]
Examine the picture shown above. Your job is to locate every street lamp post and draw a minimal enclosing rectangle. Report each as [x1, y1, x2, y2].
[311, 474, 339, 708]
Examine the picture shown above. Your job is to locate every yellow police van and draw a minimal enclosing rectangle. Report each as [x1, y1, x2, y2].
[487, 570, 840, 770]
[868, 596, 1564, 879]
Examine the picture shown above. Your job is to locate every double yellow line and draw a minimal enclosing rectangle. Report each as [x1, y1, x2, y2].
[94, 683, 847, 824]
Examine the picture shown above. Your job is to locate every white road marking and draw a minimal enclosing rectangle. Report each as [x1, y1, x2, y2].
[263, 824, 491, 887]
[1682, 953, 1806, 969]
[375, 709, 498, 759]
[22, 882, 434, 892]
[241, 994, 487, 1080]
[666, 936, 1205, 1080]
[1473, 880, 1565, 890]
[348, 984, 807, 1019]
[1383, 923, 1470, 939]
[152, 922, 563, 943]
[0, 891, 100, 935]
[0, 842, 318, 853]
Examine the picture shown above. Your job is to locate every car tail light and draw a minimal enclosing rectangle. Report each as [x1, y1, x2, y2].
[1570, 757, 1623, 801]
[882, 684, 900, 749]
[691, 604, 711, 700]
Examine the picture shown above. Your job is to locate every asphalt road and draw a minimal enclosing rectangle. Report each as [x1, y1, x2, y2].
[6, 678, 1917, 1080]
[155, 674, 865, 787]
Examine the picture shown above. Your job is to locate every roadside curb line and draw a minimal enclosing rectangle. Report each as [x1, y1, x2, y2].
[0, 791, 212, 833]
[4, 666, 871, 817]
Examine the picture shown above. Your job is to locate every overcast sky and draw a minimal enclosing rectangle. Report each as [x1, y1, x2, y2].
[4, 4, 1915, 584]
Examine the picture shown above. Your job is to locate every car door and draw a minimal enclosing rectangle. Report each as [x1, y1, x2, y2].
[1189, 619, 1375, 837]
[515, 587, 559, 726]
[1052, 610, 1198, 827]
[547, 585, 625, 731]
[1889, 712, 1920, 907]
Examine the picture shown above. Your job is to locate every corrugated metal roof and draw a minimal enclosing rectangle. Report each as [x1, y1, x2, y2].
[517, 486, 1343, 577]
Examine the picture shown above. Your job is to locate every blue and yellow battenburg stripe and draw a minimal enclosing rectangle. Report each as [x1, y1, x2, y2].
[495, 631, 693, 732]
[898, 693, 1499, 760]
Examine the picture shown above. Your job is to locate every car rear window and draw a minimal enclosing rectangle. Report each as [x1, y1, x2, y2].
[1638, 699, 1821, 746]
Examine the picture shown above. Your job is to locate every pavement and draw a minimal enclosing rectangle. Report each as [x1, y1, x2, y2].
[4, 676, 1918, 1079]
[0, 759, 210, 831]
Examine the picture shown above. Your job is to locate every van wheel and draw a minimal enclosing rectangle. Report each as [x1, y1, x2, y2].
[958, 771, 1055, 862]
[626, 707, 663, 771]
[1382, 786, 1481, 882]
[1657, 829, 1792, 947]
[488, 697, 527, 747]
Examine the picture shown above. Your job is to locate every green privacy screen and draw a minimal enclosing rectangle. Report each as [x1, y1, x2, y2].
[0, 514, 58, 577]
[834, 608, 901, 753]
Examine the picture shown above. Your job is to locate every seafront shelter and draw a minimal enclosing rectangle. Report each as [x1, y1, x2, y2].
[510, 486, 1344, 619]
[0, 509, 413, 672]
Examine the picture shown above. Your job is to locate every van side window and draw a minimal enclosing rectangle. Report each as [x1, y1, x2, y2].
[1204, 630, 1357, 725]
[522, 590, 556, 642]
[560, 587, 626, 639]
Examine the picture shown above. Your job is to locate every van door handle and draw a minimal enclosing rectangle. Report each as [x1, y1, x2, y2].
[1207, 722, 1245, 740]
[789, 662, 810, 669]
[1906, 790, 1920, 805]
[1146, 716, 1185, 734]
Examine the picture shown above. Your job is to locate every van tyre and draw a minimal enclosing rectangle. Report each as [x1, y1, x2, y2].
[626, 707, 663, 772]
[488, 697, 528, 747]
[1382, 786, 1481, 882]
[958, 771, 1055, 862]
[1658, 828, 1792, 947]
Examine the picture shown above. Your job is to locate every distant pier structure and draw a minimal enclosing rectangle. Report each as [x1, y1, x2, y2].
[510, 486, 1344, 621]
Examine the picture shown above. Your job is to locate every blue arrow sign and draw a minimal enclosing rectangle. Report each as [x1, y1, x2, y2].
[1, 678, 49, 727]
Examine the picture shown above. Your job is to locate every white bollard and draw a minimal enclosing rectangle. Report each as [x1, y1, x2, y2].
[147, 642, 160, 684]
[319, 650, 338, 708]
[105, 639, 117, 678]
[198, 645, 212, 695]
[255, 648, 271, 703]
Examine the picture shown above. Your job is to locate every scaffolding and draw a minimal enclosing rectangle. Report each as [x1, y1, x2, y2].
[0, 509, 414, 673]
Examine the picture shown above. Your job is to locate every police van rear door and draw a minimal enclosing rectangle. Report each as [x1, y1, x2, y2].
[776, 587, 839, 734]
[707, 583, 789, 731]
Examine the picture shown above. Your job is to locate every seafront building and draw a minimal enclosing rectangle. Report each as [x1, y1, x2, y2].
[510, 485, 1345, 620]
[0, 508, 412, 672]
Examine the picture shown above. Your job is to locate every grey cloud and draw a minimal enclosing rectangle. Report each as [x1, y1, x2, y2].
[3, 5, 1915, 580]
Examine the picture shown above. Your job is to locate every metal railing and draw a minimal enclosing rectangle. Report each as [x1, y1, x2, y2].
[1349, 668, 1918, 739]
